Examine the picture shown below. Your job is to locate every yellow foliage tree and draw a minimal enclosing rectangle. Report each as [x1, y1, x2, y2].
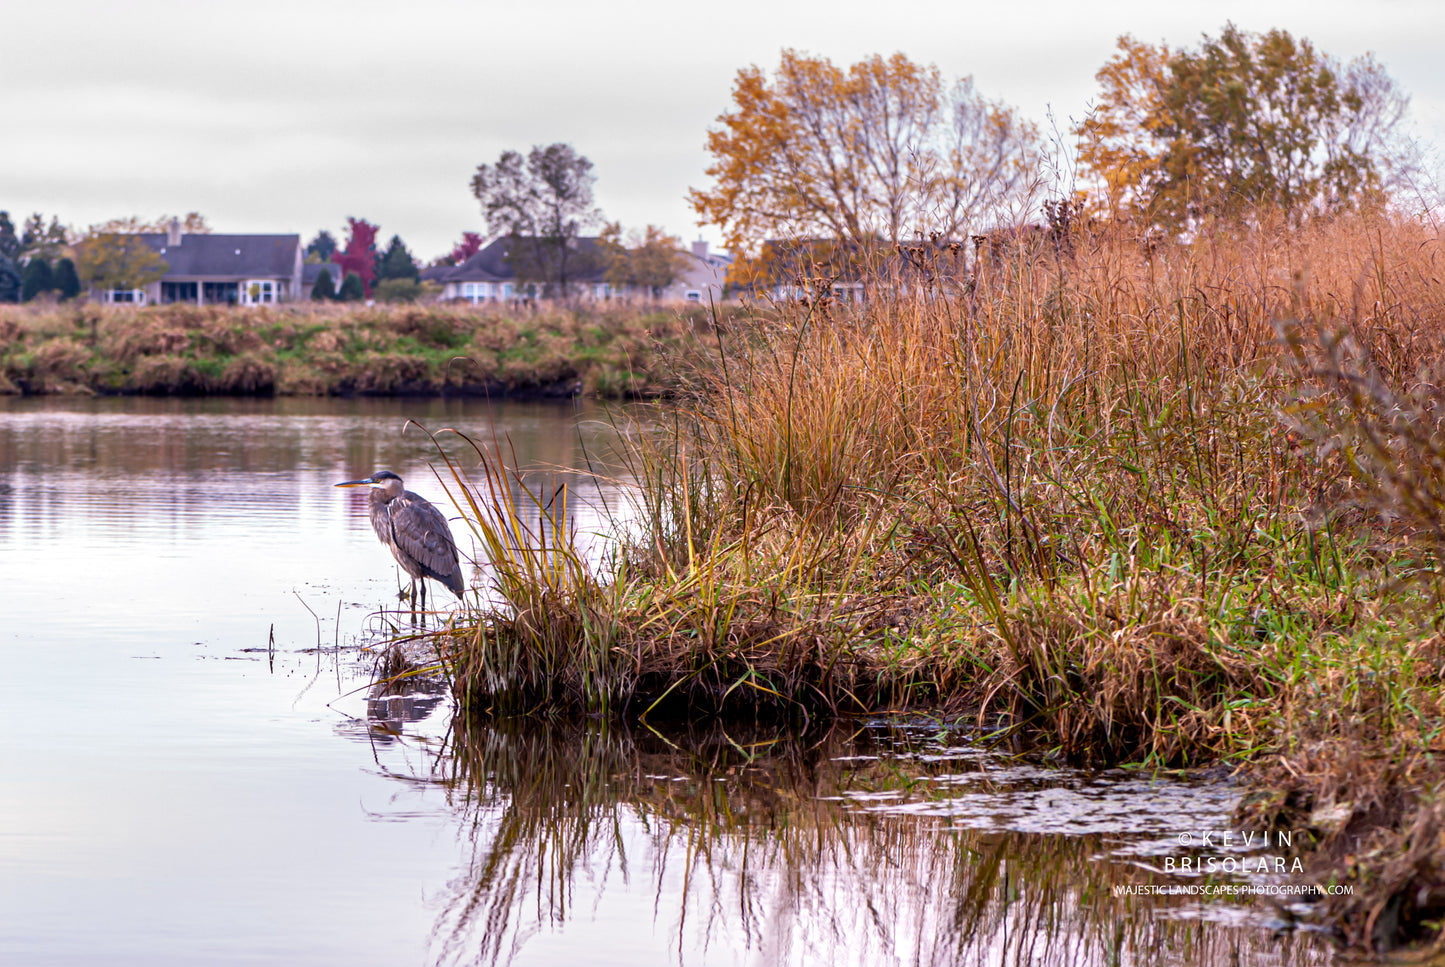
[89, 212, 212, 235]
[1076, 25, 1416, 232]
[599, 223, 688, 298]
[690, 50, 1040, 258]
[74, 234, 168, 293]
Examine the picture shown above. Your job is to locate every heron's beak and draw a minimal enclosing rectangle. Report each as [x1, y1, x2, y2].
[335, 476, 378, 488]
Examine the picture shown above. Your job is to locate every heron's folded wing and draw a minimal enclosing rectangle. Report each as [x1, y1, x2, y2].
[388, 494, 461, 580]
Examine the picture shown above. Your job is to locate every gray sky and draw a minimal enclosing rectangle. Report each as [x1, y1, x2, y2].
[5, 0, 1442, 261]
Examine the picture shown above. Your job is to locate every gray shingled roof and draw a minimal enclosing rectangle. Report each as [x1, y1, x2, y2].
[139, 234, 299, 279]
[301, 262, 343, 285]
[428, 236, 608, 283]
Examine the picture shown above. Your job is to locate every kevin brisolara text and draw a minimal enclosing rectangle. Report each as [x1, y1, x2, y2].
[1163, 854, 1305, 874]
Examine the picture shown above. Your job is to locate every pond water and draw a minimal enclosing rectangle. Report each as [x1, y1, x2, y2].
[0, 397, 1334, 966]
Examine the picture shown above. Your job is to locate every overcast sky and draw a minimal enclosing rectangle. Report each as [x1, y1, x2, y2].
[4, 0, 1442, 261]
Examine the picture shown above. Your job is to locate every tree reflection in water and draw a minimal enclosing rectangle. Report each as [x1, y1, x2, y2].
[426, 719, 1331, 966]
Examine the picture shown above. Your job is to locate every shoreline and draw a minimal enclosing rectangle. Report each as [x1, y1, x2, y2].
[0, 301, 734, 400]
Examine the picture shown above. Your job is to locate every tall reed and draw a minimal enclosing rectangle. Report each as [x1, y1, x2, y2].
[420, 209, 1445, 949]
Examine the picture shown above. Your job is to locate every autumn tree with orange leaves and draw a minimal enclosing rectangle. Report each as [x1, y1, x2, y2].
[690, 50, 1041, 258]
[1076, 24, 1418, 232]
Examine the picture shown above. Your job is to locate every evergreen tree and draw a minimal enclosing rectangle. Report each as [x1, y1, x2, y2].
[376, 235, 419, 281]
[0, 213, 19, 261]
[310, 267, 336, 301]
[337, 271, 365, 302]
[53, 258, 81, 301]
[21, 214, 69, 262]
[0, 255, 20, 303]
[21, 258, 52, 301]
[306, 231, 337, 262]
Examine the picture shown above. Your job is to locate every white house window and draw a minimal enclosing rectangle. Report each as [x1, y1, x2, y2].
[502, 283, 515, 299]
[108, 288, 144, 304]
[461, 282, 491, 303]
[243, 280, 275, 306]
[685, 290, 702, 303]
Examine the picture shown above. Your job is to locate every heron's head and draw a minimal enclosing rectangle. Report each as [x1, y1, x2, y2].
[335, 470, 404, 495]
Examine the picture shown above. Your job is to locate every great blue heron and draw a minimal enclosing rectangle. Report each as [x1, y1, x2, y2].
[335, 470, 465, 612]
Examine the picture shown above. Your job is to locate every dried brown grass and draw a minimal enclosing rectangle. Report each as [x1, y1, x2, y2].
[0, 301, 738, 398]
[631, 211, 1445, 949]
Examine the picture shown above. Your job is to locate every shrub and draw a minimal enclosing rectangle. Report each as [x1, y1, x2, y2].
[337, 271, 364, 302]
[310, 267, 336, 301]
[374, 278, 430, 303]
[53, 259, 81, 301]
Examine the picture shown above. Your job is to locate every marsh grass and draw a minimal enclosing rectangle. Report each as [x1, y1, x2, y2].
[423, 423, 917, 719]
[416, 209, 1445, 949]
[0, 301, 739, 398]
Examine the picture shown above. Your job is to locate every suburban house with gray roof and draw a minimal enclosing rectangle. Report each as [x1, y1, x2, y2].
[660, 240, 732, 304]
[423, 236, 614, 304]
[423, 236, 732, 304]
[422, 239, 518, 304]
[92, 221, 304, 306]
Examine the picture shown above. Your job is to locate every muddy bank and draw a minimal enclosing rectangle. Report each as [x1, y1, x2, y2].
[0, 302, 740, 399]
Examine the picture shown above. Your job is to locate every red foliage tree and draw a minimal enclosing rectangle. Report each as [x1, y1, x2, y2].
[447, 231, 483, 265]
[334, 217, 379, 296]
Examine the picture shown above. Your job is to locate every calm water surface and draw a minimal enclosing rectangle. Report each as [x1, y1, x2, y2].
[0, 397, 1333, 966]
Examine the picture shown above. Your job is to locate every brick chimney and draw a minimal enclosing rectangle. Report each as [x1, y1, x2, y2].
[167, 218, 182, 247]
[691, 239, 708, 259]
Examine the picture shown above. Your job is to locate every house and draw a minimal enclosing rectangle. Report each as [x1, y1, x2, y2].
[424, 236, 617, 304]
[422, 238, 519, 304]
[424, 235, 734, 304]
[92, 221, 304, 306]
[658, 240, 733, 304]
[734, 237, 969, 303]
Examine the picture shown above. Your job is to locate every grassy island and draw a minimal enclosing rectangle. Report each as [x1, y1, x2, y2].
[0, 301, 735, 399]
[413, 212, 1445, 953]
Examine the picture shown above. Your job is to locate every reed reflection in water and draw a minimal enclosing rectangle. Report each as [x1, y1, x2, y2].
[425, 720, 1329, 967]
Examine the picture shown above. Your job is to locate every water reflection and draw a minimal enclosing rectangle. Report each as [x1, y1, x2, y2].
[0, 396, 632, 480]
[429, 719, 1330, 967]
[0, 396, 636, 633]
[368, 686, 450, 739]
[0, 396, 635, 540]
[0, 397, 1334, 965]
[0, 396, 649, 965]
